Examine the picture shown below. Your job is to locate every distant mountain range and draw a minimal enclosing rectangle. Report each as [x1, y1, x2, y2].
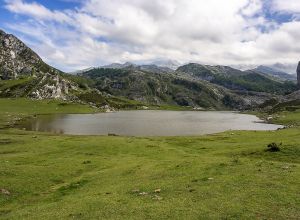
[252, 65, 297, 81]
[149, 59, 181, 70]
[75, 60, 180, 74]
[77, 62, 297, 83]
[0, 29, 299, 111]
[101, 59, 181, 70]
[78, 62, 297, 110]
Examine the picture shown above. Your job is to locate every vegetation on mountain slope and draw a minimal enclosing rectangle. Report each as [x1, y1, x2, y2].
[0, 30, 145, 109]
[177, 63, 297, 94]
[212, 72, 296, 94]
[79, 68, 248, 109]
[253, 65, 297, 82]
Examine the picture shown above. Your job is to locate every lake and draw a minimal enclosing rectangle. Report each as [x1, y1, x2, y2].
[19, 110, 283, 136]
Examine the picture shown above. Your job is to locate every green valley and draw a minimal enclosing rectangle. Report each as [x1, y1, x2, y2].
[0, 27, 300, 220]
[0, 98, 299, 219]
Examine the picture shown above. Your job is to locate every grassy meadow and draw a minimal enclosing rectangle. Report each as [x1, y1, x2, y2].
[0, 98, 299, 219]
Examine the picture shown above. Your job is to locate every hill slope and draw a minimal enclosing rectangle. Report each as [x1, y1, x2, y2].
[0, 29, 81, 100]
[177, 63, 297, 95]
[0, 30, 144, 109]
[79, 67, 270, 110]
[253, 65, 297, 82]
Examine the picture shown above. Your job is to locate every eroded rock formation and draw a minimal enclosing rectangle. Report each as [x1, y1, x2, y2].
[0, 29, 77, 100]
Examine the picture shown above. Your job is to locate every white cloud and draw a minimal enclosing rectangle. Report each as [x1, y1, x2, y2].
[3, 0, 300, 73]
[4, 0, 72, 23]
[272, 0, 300, 13]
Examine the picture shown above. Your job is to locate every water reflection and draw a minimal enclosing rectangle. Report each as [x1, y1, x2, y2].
[20, 111, 283, 136]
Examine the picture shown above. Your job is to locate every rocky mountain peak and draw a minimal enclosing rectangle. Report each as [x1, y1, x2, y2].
[0, 29, 79, 100]
[0, 29, 47, 79]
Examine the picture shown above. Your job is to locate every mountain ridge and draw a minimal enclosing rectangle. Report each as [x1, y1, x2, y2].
[252, 65, 297, 81]
[1, 29, 298, 110]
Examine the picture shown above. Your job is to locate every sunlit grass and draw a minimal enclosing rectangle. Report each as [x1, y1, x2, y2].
[0, 98, 299, 219]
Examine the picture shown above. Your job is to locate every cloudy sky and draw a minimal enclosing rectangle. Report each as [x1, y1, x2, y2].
[0, 0, 300, 73]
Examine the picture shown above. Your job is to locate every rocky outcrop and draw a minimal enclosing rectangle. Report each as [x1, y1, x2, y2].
[0, 29, 47, 79]
[297, 61, 300, 88]
[30, 74, 78, 100]
[0, 29, 78, 100]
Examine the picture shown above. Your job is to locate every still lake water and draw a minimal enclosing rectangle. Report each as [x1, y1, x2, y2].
[20, 110, 283, 136]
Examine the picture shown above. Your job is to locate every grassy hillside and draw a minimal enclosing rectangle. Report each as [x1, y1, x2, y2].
[0, 77, 38, 97]
[0, 99, 299, 219]
[257, 96, 300, 127]
[212, 73, 296, 94]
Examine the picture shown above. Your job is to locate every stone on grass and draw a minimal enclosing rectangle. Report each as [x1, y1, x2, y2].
[152, 195, 163, 200]
[154, 189, 161, 193]
[1, 188, 10, 195]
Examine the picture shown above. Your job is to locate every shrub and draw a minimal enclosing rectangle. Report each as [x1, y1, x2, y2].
[266, 142, 281, 152]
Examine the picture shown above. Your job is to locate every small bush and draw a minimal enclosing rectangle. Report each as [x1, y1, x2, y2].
[267, 142, 281, 152]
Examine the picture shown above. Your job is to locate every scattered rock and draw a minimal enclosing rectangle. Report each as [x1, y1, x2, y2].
[139, 192, 148, 196]
[193, 107, 203, 110]
[208, 177, 214, 180]
[152, 195, 163, 200]
[108, 133, 118, 136]
[0, 188, 10, 195]
[154, 188, 161, 193]
[131, 189, 140, 193]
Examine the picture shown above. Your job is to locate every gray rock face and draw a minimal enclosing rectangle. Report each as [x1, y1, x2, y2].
[0, 29, 43, 79]
[0, 29, 78, 100]
[297, 61, 300, 88]
[29, 73, 76, 100]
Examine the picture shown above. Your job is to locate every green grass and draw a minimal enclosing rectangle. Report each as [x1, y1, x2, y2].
[254, 104, 300, 127]
[0, 98, 96, 129]
[0, 98, 299, 219]
[149, 104, 193, 111]
[0, 77, 33, 91]
[272, 110, 300, 127]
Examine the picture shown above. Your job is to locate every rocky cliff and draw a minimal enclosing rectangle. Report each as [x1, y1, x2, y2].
[0, 30, 46, 79]
[0, 29, 78, 100]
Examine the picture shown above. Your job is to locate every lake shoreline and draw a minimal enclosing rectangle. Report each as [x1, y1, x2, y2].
[18, 110, 283, 136]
